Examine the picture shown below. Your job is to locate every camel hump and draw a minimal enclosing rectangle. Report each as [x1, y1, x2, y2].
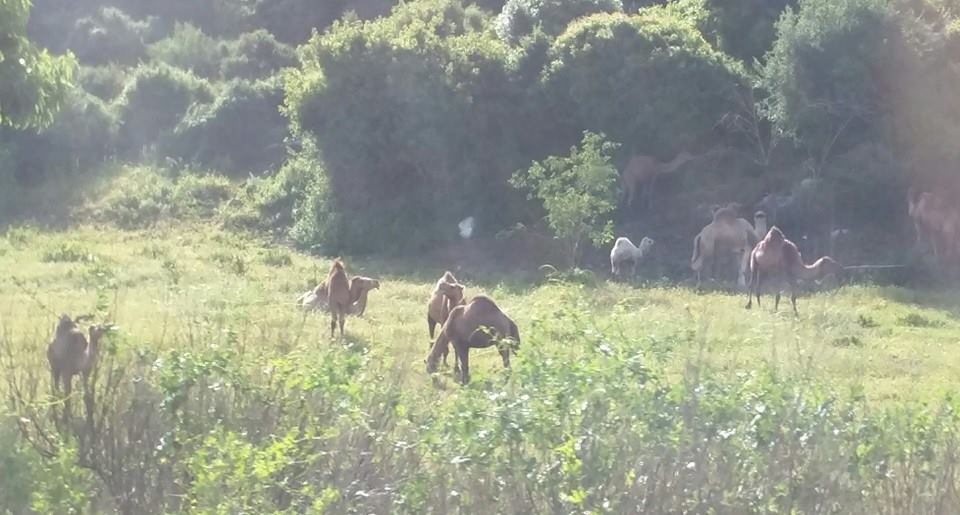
[441, 271, 458, 283]
[331, 259, 345, 272]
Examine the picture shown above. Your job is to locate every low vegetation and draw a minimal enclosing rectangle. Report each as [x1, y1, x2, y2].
[2, 225, 960, 511]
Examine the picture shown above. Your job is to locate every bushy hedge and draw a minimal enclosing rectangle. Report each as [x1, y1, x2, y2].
[68, 7, 158, 65]
[220, 29, 296, 79]
[166, 78, 287, 175]
[114, 64, 214, 156]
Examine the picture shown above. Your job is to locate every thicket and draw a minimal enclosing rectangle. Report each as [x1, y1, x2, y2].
[3, 301, 960, 512]
[5, 0, 960, 255]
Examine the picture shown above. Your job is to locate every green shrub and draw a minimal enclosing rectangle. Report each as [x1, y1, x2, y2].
[166, 78, 287, 175]
[114, 64, 214, 156]
[88, 167, 174, 229]
[70, 7, 156, 65]
[541, 9, 743, 158]
[147, 22, 224, 78]
[41, 241, 100, 263]
[78, 64, 128, 101]
[496, 0, 622, 44]
[220, 29, 296, 80]
[171, 173, 235, 218]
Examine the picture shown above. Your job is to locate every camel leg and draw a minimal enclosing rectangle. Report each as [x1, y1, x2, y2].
[774, 285, 781, 312]
[500, 347, 510, 368]
[746, 267, 759, 309]
[458, 345, 470, 385]
[428, 316, 437, 340]
[788, 276, 799, 316]
[330, 313, 337, 339]
[631, 259, 638, 279]
[338, 312, 345, 340]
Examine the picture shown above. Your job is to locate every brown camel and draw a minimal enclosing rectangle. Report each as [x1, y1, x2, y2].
[299, 276, 380, 316]
[746, 227, 842, 315]
[326, 259, 351, 339]
[691, 206, 765, 288]
[427, 270, 465, 340]
[47, 314, 111, 399]
[426, 295, 519, 385]
[621, 150, 695, 209]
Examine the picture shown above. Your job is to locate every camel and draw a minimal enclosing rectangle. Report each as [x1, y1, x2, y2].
[621, 150, 695, 209]
[427, 272, 466, 365]
[47, 314, 111, 399]
[298, 276, 380, 316]
[326, 259, 351, 339]
[426, 295, 519, 385]
[745, 226, 842, 315]
[691, 206, 766, 288]
[610, 236, 655, 278]
[908, 187, 959, 263]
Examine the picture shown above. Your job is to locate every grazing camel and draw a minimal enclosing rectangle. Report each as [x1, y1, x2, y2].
[47, 314, 111, 398]
[326, 259, 351, 339]
[746, 227, 842, 315]
[691, 206, 765, 288]
[621, 151, 695, 209]
[426, 295, 519, 385]
[298, 276, 380, 316]
[610, 236, 655, 278]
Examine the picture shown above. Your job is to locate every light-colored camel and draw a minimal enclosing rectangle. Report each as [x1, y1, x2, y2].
[426, 295, 519, 385]
[621, 150, 695, 209]
[326, 259, 351, 339]
[691, 206, 765, 288]
[47, 314, 111, 398]
[746, 226, 842, 315]
[427, 272, 466, 366]
[610, 236, 655, 278]
[299, 276, 380, 316]
[908, 187, 960, 264]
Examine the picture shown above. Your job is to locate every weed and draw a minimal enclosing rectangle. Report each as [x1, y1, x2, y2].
[261, 249, 292, 267]
[898, 312, 946, 328]
[858, 314, 879, 328]
[41, 242, 99, 263]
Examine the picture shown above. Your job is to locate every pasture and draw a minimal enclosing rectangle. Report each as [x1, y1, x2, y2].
[2, 223, 960, 512]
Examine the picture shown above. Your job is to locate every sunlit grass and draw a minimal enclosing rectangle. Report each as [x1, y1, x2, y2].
[1, 223, 959, 403]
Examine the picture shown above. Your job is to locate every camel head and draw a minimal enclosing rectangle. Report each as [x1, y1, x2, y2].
[437, 281, 464, 303]
[764, 226, 786, 244]
[330, 259, 345, 274]
[638, 237, 655, 255]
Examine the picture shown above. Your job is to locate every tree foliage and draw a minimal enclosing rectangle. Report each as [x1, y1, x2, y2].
[0, 0, 74, 129]
[510, 131, 620, 267]
[495, 0, 622, 44]
[542, 9, 743, 157]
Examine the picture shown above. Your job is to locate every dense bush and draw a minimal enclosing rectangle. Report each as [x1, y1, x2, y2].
[114, 64, 214, 156]
[220, 29, 296, 79]
[68, 7, 157, 65]
[542, 9, 743, 158]
[166, 78, 287, 175]
[762, 0, 893, 164]
[286, 0, 526, 254]
[495, 0, 622, 44]
[78, 64, 128, 101]
[147, 22, 223, 78]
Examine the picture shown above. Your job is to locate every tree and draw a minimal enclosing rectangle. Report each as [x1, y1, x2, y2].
[510, 131, 620, 267]
[762, 0, 892, 175]
[1, 0, 74, 129]
[495, 0, 622, 44]
[541, 9, 743, 159]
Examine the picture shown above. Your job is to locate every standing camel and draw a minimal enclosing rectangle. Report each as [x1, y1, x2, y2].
[326, 259, 351, 339]
[908, 187, 960, 265]
[610, 236, 655, 278]
[621, 150, 695, 209]
[426, 295, 519, 385]
[47, 314, 111, 399]
[427, 271, 466, 366]
[691, 206, 765, 288]
[746, 227, 842, 315]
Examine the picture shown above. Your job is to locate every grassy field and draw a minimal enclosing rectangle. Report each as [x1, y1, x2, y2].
[3, 223, 960, 512]
[1, 223, 958, 402]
